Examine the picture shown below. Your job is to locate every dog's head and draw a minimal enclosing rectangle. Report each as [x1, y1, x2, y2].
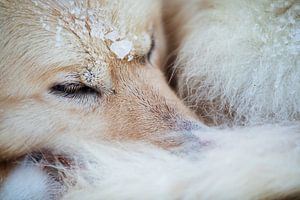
[0, 0, 204, 160]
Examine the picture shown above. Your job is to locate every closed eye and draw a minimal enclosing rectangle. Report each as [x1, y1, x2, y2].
[50, 82, 101, 99]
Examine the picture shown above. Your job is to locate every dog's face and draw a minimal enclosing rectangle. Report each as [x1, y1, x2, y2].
[0, 0, 202, 160]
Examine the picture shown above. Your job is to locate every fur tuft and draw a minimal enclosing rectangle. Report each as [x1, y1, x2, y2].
[3, 124, 298, 200]
[63, 124, 300, 199]
[0, 164, 62, 200]
[174, 0, 300, 125]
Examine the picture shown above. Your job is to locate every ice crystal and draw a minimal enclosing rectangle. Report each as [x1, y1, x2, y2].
[110, 40, 133, 59]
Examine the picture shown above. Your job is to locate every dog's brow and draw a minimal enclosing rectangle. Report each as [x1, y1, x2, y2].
[79, 62, 112, 91]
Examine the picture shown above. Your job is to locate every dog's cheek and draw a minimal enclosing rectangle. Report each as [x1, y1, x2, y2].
[0, 99, 73, 159]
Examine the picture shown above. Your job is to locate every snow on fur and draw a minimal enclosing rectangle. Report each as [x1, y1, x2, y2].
[34, 0, 135, 60]
[175, 0, 300, 126]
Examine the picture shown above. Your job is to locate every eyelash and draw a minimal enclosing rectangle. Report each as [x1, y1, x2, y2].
[50, 83, 100, 99]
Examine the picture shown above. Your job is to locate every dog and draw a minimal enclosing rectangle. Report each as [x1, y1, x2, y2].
[1, 0, 300, 199]
[0, 0, 205, 198]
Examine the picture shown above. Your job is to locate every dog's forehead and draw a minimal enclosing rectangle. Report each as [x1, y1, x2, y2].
[36, 0, 154, 58]
[40, 0, 155, 86]
[1, 0, 158, 75]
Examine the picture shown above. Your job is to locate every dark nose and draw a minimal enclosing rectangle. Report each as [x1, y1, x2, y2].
[176, 119, 207, 132]
[166, 120, 210, 154]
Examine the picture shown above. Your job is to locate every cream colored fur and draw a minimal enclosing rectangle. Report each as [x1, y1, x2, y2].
[173, 0, 300, 125]
[2, 124, 300, 199]
[0, 0, 300, 199]
[64, 125, 300, 200]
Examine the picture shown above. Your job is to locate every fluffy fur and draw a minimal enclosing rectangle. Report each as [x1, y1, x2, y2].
[172, 0, 300, 125]
[2, 124, 300, 199]
[64, 124, 300, 200]
[1, 0, 300, 199]
[0, 164, 62, 200]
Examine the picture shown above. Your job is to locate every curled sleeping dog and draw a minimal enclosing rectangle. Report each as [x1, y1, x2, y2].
[0, 0, 300, 199]
[0, 0, 205, 198]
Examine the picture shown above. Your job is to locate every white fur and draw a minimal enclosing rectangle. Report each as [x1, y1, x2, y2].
[64, 124, 300, 199]
[0, 164, 61, 200]
[1, 0, 300, 199]
[175, 0, 300, 125]
[3, 124, 298, 199]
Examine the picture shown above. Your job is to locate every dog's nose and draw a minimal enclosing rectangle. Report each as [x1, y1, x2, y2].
[153, 119, 208, 151]
[176, 119, 207, 132]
